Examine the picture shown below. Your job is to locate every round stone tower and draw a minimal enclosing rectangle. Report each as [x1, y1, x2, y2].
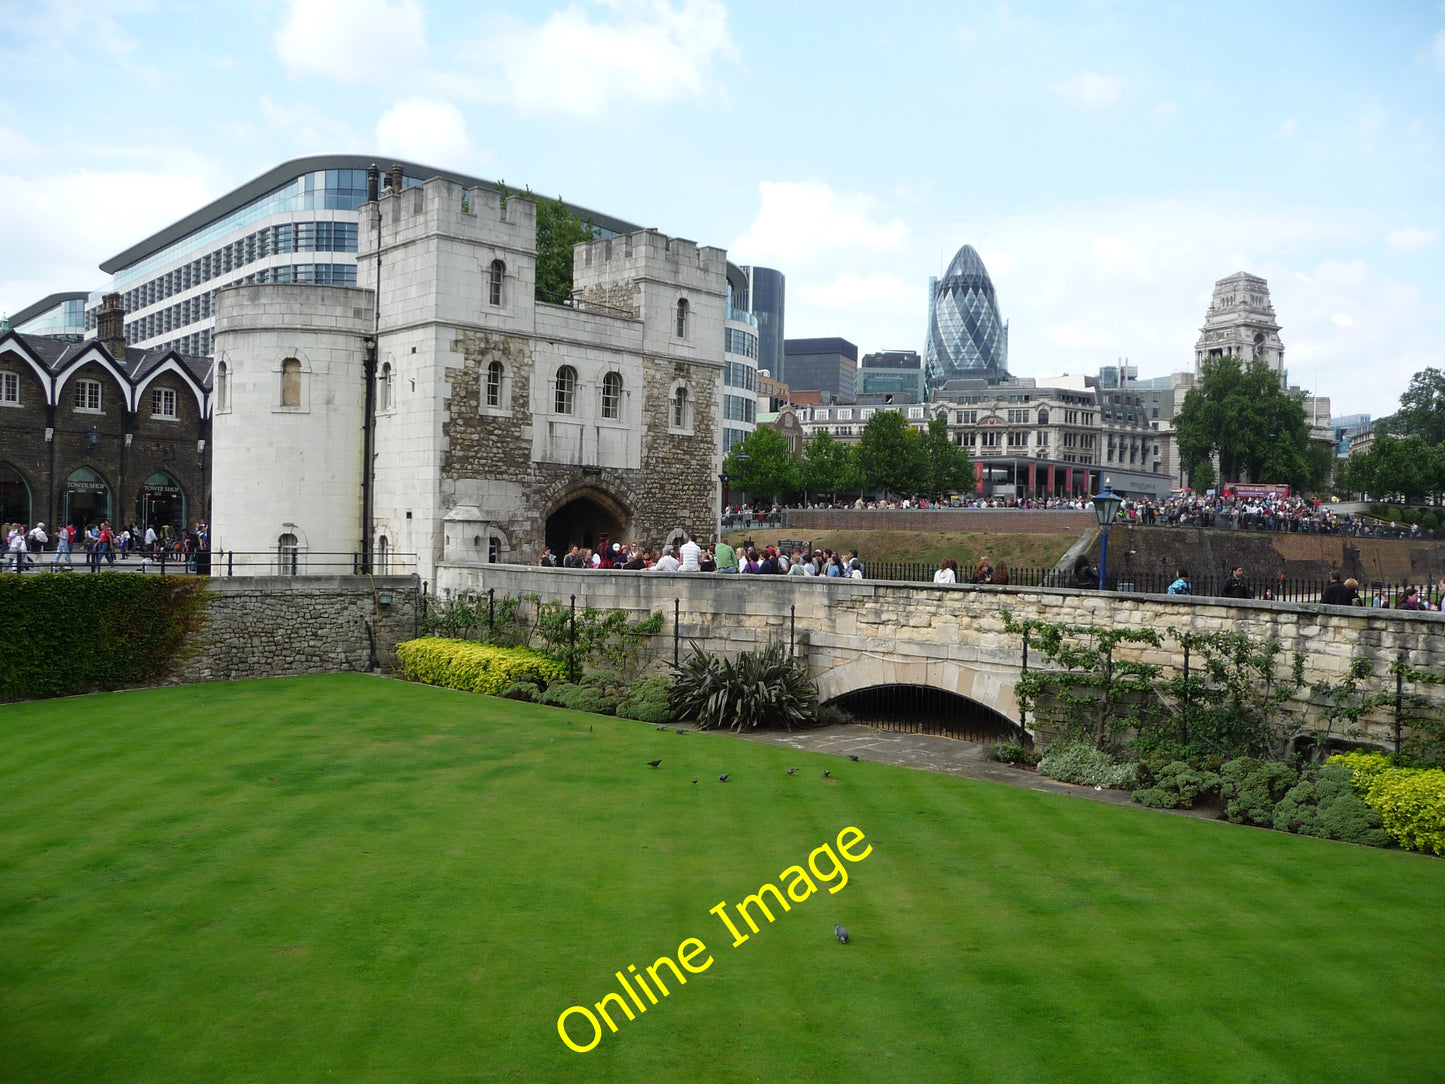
[211, 283, 374, 573]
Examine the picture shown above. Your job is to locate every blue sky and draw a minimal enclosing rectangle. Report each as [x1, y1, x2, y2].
[2, 0, 1442, 417]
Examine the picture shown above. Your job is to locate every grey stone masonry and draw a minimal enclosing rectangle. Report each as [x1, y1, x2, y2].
[447, 565, 1445, 750]
[180, 575, 420, 683]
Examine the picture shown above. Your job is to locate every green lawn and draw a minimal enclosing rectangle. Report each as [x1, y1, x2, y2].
[2, 675, 1441, 1083]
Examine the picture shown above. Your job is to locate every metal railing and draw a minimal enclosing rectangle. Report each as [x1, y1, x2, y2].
[6, 549, 418, 576]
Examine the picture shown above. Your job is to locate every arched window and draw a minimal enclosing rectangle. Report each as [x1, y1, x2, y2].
[1036, 408, 1049, 425]
[555, 365, 576, 415]
[379, 361, 394, 411]
[278, 532, 299, 575]
[136, 472, 186, 533]
[489, 259, 505, 306]
[0, 462, 32, 526]
[601, 371, 622, 420]
[281, 357, 302, 408]
[672, 384, 690, 430]
[486, 360, 503, 408]
[675, 298, 689, 339]
[216, 361, 229, 412]
[376, 535, 390, 574]
[488, 536, 501, 563]
[62, 466, 111, 528]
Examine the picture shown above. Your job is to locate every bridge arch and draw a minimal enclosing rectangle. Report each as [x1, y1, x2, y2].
[815, 655, 1024, 740]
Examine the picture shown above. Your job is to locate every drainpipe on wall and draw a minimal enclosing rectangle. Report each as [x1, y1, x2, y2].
[360, 164, 382, 575]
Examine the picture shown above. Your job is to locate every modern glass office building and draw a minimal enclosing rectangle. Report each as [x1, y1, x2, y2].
[79, 155, 639, 358]
[741, 266, 784, 381]
[11, 292, 88, 341]
[926, 244, 1009, 386]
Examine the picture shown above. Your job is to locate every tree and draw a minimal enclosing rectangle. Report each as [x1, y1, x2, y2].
[801, 431, 861, 501]
[1347, 434, 1435, 504]
[1382, 368, 1445, 446]
[918, 416, 974, 500]
[723, 426, 799, 505]
[1175, 355, 1326, 491]
[855, 411, 926, 497]
[518, 190, 597, 304]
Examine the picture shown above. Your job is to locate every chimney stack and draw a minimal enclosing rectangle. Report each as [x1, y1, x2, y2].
[387, 162, 404, 195]
[97, 294, 127, 359]
[367, 162, 380, 203]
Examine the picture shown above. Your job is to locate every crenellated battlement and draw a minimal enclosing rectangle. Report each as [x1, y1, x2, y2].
[572, 228, 727, 295]
[358, 176, 537, 258]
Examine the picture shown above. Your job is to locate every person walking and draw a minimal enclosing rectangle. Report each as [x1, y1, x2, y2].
[1167, 568, 1192, 595]
[1221, 566, 1253, 599]
[6, 527, 26, 572]
[50, 524, 74, 571]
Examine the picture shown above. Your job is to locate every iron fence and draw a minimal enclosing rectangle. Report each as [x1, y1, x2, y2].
[5, 550, 419, 577]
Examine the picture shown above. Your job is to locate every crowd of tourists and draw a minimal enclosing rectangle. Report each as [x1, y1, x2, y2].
[540, 537, 867, 578]
[3, 520, 209, 573]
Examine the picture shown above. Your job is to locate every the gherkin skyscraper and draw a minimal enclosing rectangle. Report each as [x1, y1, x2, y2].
[926, 244, 1009, 386]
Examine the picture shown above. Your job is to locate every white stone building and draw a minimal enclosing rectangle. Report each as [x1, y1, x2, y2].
[1194, 272, 1285, 378]
[212, 177, 725, 587]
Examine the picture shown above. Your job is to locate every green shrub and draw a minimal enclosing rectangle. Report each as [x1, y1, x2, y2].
[499, 681, 542, 703]
[1272, 766, 1388, 846]
[617, 676, 673, 724]
[1037, 743, 1137, 789]
[1327, 750, 1394, 794]
[670, 642, 818, 732]
[395, 638, 565, 695]
[540, 682, 618, 715]
[0, 574, 211, 701]
[1132, 761, 1222, 809]
[993, 742, 1041, 768]
[1364, 767, 1445, 856]
[1219, 758, 1298, 826]
[815, 702, 854, 727]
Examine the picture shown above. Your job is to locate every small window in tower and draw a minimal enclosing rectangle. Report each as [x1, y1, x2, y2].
[486, 360, 503, 408]
[601, 371, 622, 420]
[489, 259, 505, 306]
[675, 298, 689, 339]
[672, 384, 690, 430]
[488, 536, 501, 563]
[379, 362, 394, 411]
[281, 358, 302, 408]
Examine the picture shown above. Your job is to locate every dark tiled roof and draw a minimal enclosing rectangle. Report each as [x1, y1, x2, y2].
[0, 331, 211, 389]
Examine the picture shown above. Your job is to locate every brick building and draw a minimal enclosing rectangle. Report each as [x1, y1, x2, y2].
[0, 295, 210, 539]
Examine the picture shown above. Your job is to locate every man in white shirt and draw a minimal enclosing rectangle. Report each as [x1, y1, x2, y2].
[653, 547, 681, 572]
[678, 535, 701, 571]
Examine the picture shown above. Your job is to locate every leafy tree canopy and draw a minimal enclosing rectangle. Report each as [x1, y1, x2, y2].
[919, 415, 974, 500]
[855, 410, 926, 497]
[1382, 368, 1445, 446]
[1175, 355, 1326, 492]
[499, 186, 597, 304]
[723, 426, 799, 504]
[801, 430, 862, 499]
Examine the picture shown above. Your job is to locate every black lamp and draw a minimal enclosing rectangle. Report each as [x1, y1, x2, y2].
[1091, 477, 1123, 590]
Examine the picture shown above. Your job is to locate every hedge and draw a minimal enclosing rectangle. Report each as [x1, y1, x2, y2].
[1330, 751, 1445, 855]
[0, 574, 210, 701]
[395, 638, 566, 695]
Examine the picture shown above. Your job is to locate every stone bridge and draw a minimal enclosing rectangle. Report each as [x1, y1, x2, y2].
[446, 565, 1445, 749]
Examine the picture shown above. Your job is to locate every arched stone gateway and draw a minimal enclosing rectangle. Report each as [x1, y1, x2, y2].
[544, 486, 631, 556]
[814, 656, 1022, 737]
[825, 684, 1027, 745]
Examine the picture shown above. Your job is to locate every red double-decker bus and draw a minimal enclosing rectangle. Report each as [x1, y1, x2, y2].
[1222, 483, 1291, 500]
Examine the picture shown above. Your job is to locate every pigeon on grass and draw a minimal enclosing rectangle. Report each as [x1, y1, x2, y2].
[647, 760, 662, 768]
[848, 755, 860, 762]
[823, 769, 831, 778]
[786, 767, 799, 776]
[834, 924, 849, 944]
[719, 774, 730, 783]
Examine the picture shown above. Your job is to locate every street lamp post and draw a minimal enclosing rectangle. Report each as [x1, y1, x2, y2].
[1091, 477, 1124, 591]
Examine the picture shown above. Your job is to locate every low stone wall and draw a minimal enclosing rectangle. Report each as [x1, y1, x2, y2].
[180, 575, 421, 683]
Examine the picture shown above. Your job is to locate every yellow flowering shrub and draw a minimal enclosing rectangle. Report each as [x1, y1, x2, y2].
[1327, 751, 1445, 854]
[395, 638, 566, 695]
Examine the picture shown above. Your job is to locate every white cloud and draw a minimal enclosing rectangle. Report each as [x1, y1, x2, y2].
[799, 272, 907, 308]
[0, 124, 38, 160]
[274, 0, 426, 81]
[1152, 101, 1178, 120]
[0, 166, 211, 316]
[375, 98, 470, 166]
[1386, 226, 1440, 251]
[1047, 70, 1127, 110]
[1331, 313, 1353, 327]
[259, 98, 358, 151]
[731, 181, 909, 266]
[462, 0, 738, 118]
